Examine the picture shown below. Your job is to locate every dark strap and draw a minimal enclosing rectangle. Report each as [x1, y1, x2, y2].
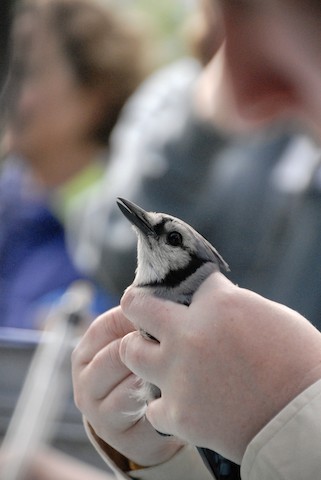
[197, 447, 241, 480]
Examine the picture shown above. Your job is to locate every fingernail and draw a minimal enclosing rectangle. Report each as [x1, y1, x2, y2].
[119, 333, 130, 364]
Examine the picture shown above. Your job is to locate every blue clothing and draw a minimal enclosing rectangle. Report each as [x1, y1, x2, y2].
[0, 159, 117, 329]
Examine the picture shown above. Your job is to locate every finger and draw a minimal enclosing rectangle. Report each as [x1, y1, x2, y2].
[75, 337, 133, 401]
[73, 306, 135, 367]
[119, 331, 162, 385]
[98, 375, 185, 461]
[146, 398, 174, 438]
[121, 287, 187, 341]
[191, 270, 233, 305]
[100, 374, 147, 430]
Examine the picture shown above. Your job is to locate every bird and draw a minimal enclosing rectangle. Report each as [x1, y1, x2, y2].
[117, 197, 229, 302]
[117, 197, 229, 397]
[116, 197, 240, 480]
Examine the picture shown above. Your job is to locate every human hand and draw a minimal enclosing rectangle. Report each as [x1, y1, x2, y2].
[120, 272, 321, 463]
[71, 307, 184, 467]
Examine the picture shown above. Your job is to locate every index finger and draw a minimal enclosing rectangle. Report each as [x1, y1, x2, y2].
[73, 306, 136, 366]
[121, 287, 188, 341]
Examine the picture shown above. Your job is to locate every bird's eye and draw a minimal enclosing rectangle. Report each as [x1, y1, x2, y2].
[167, 231, 183, 247]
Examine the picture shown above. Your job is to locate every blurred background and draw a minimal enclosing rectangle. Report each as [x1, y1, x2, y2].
[0, 1, 200, 479]
[2, 0, 321, 479]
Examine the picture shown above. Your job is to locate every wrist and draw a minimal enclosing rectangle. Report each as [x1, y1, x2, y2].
[86, 421, 184, 472]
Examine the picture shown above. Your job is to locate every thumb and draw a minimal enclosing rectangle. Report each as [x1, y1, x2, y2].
[146, 398, 174, 438]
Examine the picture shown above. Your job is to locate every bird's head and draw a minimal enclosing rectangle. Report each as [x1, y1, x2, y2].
[117, 198, 229, 286]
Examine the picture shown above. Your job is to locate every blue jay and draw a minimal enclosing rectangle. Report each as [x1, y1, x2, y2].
[117, 197, 241, 480]
[117, 197, 229, 305]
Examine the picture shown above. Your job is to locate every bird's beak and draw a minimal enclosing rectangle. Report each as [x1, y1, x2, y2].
[117, 198, 156, 237]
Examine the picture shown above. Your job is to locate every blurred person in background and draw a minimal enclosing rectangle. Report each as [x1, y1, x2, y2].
[0, 0, 150, 477]
[0, 0, 150, 329]
[62, 0, 321, 332]
[77, 0, 321, 479]
[58, 0, 226, 297]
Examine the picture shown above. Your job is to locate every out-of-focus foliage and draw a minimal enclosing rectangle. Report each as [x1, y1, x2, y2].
[120, 0, 197, 64]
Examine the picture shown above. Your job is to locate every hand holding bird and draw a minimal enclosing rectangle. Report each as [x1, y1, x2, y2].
[118, 198, 321, 467]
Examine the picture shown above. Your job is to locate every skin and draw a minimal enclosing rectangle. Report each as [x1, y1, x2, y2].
[120, 274, 321, 463]
[72, 0, 321, 468]
[216, 0, 321, 133]
[73, 273, 321, 464]
[6, 13, 106, 187]
[72, 308, 185, 466]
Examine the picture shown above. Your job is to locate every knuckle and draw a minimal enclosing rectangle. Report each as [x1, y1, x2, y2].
[120, 286, 135, 314]
[73, 389, 83, 411]
[213, 283, 242, 319]
[71, 355, 87, 412]
[104, 305, 132, 338]
[92, 340, 123, 377]
[72, 379, 87, 412]
[168, 402, 189, 436]
[104, 339, 123, 372]
[121, 287, 152, 325]
[71, 343, 81, 368]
